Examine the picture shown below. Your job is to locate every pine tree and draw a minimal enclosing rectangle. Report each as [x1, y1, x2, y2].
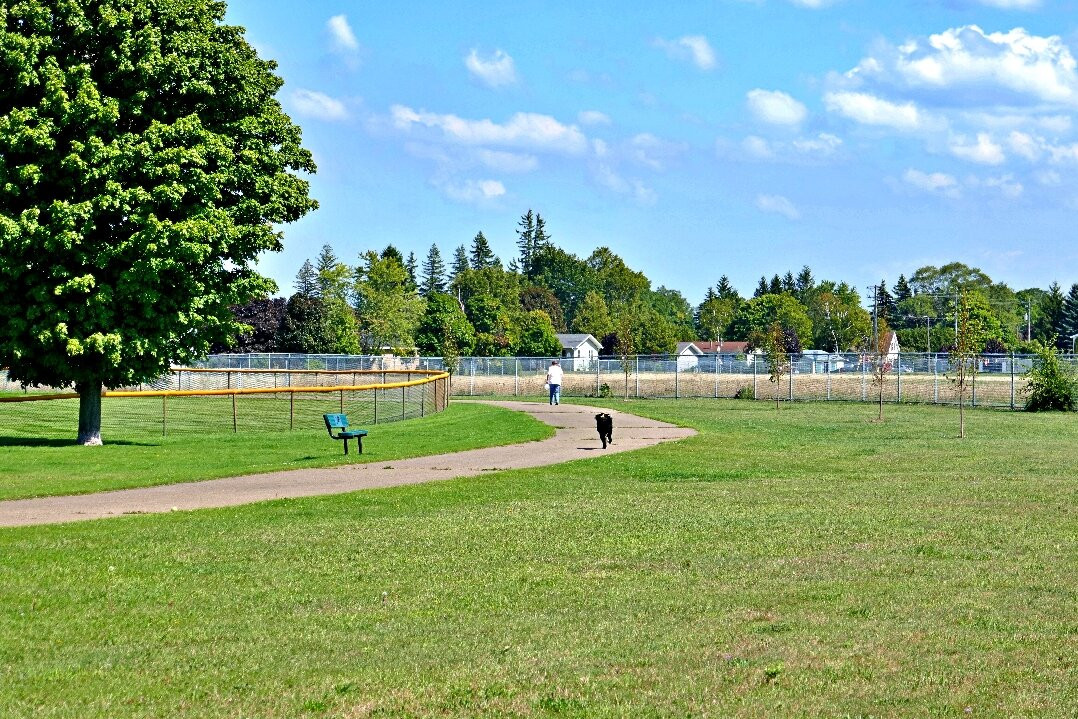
[315, 244, 350, 301]
[451, 245, 470, 280]
[294, 259, 318, 297]
[1035, 282, 1065, 347]
[533, 213, 551, 253]
[702, 287, 717, 303]
[716, 275, 740, 301]
[781, 271, 796, 295]
[769, 274, 783, 295]
[795, 266, 815, 301]
[1062, 283, 1078, 347]
[876, 280, 896, 326]
[516, 209, 536, 278]
[469, 231, 497, 269]
[405, 252, 419, 291]
[893, 274, 912, 304]
[381, 244, 404, 265]
[754, 276, 769, 298]
[420, 244, 446, 297]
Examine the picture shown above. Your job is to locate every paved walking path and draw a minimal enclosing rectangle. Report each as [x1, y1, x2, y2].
[0, 401, 695, 528]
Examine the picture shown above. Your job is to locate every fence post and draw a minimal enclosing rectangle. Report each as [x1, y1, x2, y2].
[714, 355, 719, 398]
[470, 361, 475, 396]
[514, 359, 519, 397]
[788, 363, 794, 402]
[421, 387, 425, 417]
[897, 353, 902, 404]
[232, 392, 237, 433]
[753, 355, 758, 400]
[675, 359, 680, 400]
[823, 357, 832, 403]
[289, 391, 294, 430]
[861, 359, 867, 402]
[1010, 352, 1015, 410]
[635, 357, 640, 398]
[373, 387, 378, 424]
[934, 355, 939, 404]
[401, 385, 406, 420]
[596, 359, 600, 397]
[972, 369, 977, 407]
[339, 389, 344, 413]
[162, 395, 167, 437]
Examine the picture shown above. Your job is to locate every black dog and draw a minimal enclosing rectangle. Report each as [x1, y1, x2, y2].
[595, 413, 614, 449]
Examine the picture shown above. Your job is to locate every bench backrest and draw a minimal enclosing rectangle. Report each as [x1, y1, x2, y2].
[324, 413, 349, 434]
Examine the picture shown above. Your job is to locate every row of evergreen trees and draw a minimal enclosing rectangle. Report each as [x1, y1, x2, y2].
[214, 212, 1078, 358]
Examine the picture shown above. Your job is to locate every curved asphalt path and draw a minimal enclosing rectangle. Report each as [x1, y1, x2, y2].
[0, 401, 695, 528]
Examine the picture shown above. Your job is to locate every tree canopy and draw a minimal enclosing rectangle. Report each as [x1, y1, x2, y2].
[0, 0, 316, 443]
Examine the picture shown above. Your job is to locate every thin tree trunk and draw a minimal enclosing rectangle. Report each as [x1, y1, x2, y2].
[76, 380, 103, 446]
[959, 384, 966, 438]
[878, 380, 884, 421]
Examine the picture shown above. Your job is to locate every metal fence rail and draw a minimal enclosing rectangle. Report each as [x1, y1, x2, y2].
[4, 352, 1074, 411]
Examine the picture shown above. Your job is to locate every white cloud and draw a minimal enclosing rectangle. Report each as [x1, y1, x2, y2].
[1007, 130, 1041, 160]
[976, 0, 1040, 8]
[465, 49, 517, 88]
[950, 132, 1006, 164]
[440, 179, 506, 204]
[983, 174, 1024, 198]
[654, 35, 717, 71]
[391, 105, 588, 154]
[740, 133, 842, 161]
[578, 110, 612, 126]
[327, 15, 359, 52]
[824, 91, 925, 131]
[594, 165, 657, 205]
[475, 149, 538, 173]
[629, 133, 686, 170]
[290, 90, 348, 121]
[747, 89, 807, 125]
[848, 25, 1078, 108]
[903, 168, 960, 197]
[756, 194, 800, 220]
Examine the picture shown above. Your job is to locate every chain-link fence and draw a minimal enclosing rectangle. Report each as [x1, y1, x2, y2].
[0, 369, 448, 438]
[433, 352, 1067, 410]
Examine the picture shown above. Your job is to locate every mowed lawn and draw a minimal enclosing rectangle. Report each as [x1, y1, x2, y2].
[1, 400, 1075, 718]
[0, 402, 553, 501]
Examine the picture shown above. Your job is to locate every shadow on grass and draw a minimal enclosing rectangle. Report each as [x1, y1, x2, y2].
[0, 436, 156, 448]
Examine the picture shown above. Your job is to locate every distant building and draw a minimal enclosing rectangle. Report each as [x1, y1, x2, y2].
[695, 340, 752, 355]
[675, 342, 704, 369]
[555, 334, 601, 369]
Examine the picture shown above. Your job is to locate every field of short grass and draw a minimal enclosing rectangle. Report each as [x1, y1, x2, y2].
[1, 400, 1075, 717]
[0, 402, 552, 501]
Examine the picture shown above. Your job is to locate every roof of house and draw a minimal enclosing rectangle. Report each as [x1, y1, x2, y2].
[676, 342, 703, 356]
[695, 340, 750, 353]
[555, 333, 601, 350]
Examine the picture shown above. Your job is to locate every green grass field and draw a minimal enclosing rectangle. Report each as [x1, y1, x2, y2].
[0, 402, 552, 501]
[1, 400, 1075, 717]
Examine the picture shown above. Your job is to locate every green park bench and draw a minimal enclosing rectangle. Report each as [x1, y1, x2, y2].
[323, 413, 368, 455]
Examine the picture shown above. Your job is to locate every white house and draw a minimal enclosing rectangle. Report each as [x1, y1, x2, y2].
[675, 341, 704, 370]
[556, 334, 602, 370]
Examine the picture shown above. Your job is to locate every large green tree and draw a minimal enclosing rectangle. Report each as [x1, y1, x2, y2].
[353, 251, 424, 353]
[0, 0, 316, 443]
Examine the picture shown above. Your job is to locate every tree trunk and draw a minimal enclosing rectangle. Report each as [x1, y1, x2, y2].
[878, 380, 884, 422]
[76, 380, 103, 446]
[958, 386, 966, 439]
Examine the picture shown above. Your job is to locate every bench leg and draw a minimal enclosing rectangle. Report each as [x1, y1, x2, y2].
[357, 436, 363, 454]
[343, 437, 349, 455]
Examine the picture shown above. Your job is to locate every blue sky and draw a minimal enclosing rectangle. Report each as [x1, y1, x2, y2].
[226, 0, 1078, 304]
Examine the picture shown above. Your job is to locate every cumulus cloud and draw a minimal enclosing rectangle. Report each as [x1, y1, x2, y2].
[756, 194, 800, 220]
[629, 133, 686, 170]
[440, 179, 506, 204]
[654, 35, 717, 70]
[824, 91, 926, 131]
[578, 110, 612, 126]
[950, 132, 1006, 164]
[739, 133, 842, 161]
[327, 14, 359, 52]
[391, 105, 588, 154]
[465, 49, 517, 88]
[903, 168, 961, 197]
[846, 25, 1078, 108]
[747, 89, 807, 125]
[290, 89, 348, 121]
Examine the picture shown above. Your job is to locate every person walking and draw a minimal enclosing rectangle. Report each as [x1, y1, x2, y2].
[546, 359, 563, 405]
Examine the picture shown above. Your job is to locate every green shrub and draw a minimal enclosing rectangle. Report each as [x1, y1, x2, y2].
[1024, 340, 1078, 412]
[734, 384, 755, 400]
[598, 383, 612, 398]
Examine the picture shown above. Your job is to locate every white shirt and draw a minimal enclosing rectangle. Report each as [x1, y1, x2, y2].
[546, 364, 563, 385]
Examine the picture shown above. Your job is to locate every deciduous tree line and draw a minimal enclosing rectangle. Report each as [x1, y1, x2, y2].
[217, 217, 1078, 359]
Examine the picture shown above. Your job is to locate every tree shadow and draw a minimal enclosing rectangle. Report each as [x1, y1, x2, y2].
[0, 436, 155, 448]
